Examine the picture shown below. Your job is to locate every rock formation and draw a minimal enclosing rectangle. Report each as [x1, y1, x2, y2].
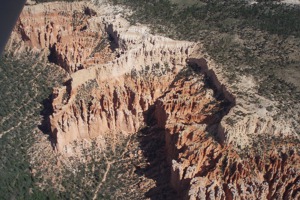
[7, 2, 114, 72]
[9, 1, 300, 199]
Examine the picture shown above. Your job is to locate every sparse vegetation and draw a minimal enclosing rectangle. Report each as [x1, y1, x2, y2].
[0, 55, 66, 199]
[75, 79, 99, 108]
[131, 1, 300, 76]
[110, 0, 300, 131]
[31, 133, 159, 199]
[35, 0, 84, 3]
[1, 0, 299, 198]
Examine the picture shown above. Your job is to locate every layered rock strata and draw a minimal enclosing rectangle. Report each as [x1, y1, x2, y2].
[154, 68, 300, 199]
[10, 1, 300, 199]
[7, 2, 114, 72]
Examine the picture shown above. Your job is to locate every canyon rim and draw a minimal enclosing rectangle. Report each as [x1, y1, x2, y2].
[1, 0, 300, 199]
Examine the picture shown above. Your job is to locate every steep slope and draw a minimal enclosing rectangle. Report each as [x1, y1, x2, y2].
[7, 2, 114, 72]
[7, 1, 300, 199]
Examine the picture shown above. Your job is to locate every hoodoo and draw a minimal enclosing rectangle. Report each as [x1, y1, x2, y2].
[7, 1, 300, 199]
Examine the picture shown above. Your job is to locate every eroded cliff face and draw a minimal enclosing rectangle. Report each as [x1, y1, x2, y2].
[11, 1, 300, 199]
[151, 64, 299, 199]
[7, 2, 114, 72]
[51, 64, 181, 153]
[155, 75, 299, 199]
[48, 11, 195, 152]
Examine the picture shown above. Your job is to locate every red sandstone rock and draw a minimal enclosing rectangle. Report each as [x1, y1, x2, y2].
[9, 2, 300, 199]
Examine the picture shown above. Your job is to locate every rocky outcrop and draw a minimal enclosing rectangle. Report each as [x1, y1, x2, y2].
[50, 65, 182, 153]
[150, 62, 300, 199]
[154, 72, 300, 199]
[50, 41, 195, 153]
[7, 2, 114, 72]
[10, 1, 300, 199]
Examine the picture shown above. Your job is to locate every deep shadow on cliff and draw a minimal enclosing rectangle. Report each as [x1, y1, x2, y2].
[136, 126, 179, 199]
[38, 94, 56, 150]
[135, 62, 235, 199]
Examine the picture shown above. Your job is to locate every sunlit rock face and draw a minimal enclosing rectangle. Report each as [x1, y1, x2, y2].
[11, 1, 300, 199]
[8, 2, 114, 72]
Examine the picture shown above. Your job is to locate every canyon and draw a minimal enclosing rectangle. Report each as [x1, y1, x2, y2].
[6, 1, 300, 199]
